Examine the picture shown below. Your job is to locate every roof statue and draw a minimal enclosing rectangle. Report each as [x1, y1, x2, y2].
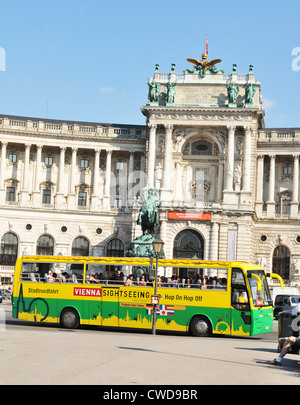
[184, 53, 224, 77]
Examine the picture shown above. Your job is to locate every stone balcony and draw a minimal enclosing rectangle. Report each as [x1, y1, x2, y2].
[258, 128, 300, 143]
[0, 115, 146, 140]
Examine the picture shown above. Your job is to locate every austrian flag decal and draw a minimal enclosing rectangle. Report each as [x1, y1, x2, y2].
[73, 287, 102, 297]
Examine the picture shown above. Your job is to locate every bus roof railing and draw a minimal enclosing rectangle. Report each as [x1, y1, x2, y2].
[19, 256, 261, 270]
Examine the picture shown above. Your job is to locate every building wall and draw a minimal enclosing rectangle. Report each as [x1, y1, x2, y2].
[1, 63, 300, 289]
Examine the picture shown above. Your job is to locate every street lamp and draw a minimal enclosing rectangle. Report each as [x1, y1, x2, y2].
[151, 238, 164, 335]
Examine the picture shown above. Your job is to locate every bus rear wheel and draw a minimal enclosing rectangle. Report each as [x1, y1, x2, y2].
[189, 316, 212, 337]
[60, 308, 80, 329]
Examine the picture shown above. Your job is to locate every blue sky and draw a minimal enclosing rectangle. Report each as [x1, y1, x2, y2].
[0, 0, 300, 127]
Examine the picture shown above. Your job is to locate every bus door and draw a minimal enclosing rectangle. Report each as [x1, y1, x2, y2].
[230, 267, 251, 336]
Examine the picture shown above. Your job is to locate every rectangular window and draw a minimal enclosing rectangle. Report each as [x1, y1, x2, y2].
[80, 159, 89, 169]
[8, 153, 17, 163]
[283, 166, 292, 176]
[6, 187, 15, 202]
[282, 199, 291, 214]
[78, 191, 87, 206]
[42, 189, 51, 204]
[44, 156, 53, 167]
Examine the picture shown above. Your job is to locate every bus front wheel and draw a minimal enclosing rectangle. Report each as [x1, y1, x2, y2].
[189, 316, 212, 337]
[60, 308, 80, 329]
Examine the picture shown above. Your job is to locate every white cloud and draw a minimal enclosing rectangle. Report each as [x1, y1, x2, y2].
[261, 97, 277, 110]
[100, 87, 115, 94]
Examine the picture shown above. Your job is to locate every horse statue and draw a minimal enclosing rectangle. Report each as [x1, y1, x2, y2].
[137, 188, 159, 235]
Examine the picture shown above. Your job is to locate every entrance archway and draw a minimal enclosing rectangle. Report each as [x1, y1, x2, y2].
[173, 229, 204, 259]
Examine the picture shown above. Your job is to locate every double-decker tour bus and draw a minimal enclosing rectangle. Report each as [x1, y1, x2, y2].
[12, 255, 283, 337]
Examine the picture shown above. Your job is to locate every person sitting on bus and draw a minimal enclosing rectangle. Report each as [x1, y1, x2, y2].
[125, 274, 134, 286]
[139, 276, 147, 286]
[201, 276, 208, 289]
[185, 278, 191, 288]
[157, 275, 162, 288]
[61, 272, 71, 282]
[46, 270, 55, 282]
[170, 276, 181, 288]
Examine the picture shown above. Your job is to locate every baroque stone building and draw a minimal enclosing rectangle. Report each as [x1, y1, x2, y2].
[0, 56, 299, 289]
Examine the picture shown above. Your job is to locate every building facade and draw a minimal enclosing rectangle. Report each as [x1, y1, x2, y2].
[0, 56, 300, 289]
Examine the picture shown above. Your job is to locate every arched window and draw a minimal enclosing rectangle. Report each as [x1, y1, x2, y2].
[0, 232, 18, 265]
[107, 238, 124, 257]
[173, 230, 204, 259]
[72, 237, 89, 256]
[272, 245, 290, 280]
[36, 234, 54, 255]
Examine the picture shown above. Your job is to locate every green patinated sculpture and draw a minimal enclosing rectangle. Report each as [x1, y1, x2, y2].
[148, 79, 160, 103]
[166, 82, 176, 103]
[126, 188, 164, 259]
[245, 82, 257, 105]
[227, 82, 239, 104]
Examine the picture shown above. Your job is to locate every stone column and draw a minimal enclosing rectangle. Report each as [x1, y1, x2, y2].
[255, 155, 264, 217]
[217, 158, 224, 202]
[128, 150, 135, 192]
[242, 126, 252, 192]
[0, 142, 7, 202]
[210, 221, 219, 260]
[103, 150, 112, 209]
[91, 148, 101, 210]
[291, 154, 299, 217]
[20, 143, 31, 206]
[224, 125, 235, 192]
[160, 124, 173, 204]
[32, 144, 43, 207]
[67, 147, 77, 210]
[23, 143, 31, 191]
[147, 124, 157, 189]
[55, 146, 66, 207]
[0, 141, 7, 188]
[267, 154, 276, 217]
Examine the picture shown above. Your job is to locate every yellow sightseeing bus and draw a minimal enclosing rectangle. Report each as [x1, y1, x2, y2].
[12, 255, 284, 337]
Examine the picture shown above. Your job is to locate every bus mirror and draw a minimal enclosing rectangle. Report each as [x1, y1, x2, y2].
[267, 272, 284, 289]
[248, 273, 261, 291]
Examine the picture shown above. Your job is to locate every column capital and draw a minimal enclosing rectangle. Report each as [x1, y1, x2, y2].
[244, 125, 253, 133]
[1, 141, 8, 147]
[227, 125, 236, 132]
[36, 144, 43, 150]
[94, 148, 101, 154]
[60, 146, 66, 151]
[293, 153, 300, 160]
[106, 149, 113, 156]
[164, 123, 174, 131]
[148, 123, 157, 130]
[25, 143, 32, 149]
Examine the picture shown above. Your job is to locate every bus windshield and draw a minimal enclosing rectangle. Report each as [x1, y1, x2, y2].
[247, 270, 272, 307]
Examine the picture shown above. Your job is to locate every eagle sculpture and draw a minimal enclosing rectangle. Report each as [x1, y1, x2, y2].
[187, 53, 222, 71]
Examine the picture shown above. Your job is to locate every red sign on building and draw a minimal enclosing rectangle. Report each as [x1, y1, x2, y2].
[167, 211, 212, 221]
